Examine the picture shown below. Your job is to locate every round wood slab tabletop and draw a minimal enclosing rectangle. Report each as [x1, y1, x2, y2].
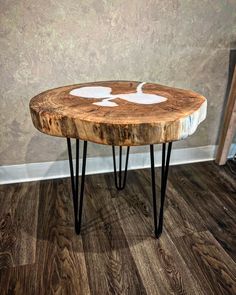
[29, 81, 207, 146]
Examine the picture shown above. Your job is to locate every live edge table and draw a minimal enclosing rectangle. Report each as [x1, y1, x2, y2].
[29, 81, 207, 238]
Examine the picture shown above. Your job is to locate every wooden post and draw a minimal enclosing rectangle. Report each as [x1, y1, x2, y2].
[215, 66, 236, 165]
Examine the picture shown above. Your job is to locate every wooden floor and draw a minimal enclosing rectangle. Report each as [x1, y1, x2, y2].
[0, 161, 235, 295]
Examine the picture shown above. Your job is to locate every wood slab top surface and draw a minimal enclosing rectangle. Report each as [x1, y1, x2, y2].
[29, 81, 207, 146]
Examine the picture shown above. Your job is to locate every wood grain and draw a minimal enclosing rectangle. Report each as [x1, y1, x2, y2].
[0, 264, 36, 295]
[172, 231, 236, 295]
[107, 171, 206, 295]
[29, 81, 207, 145]
[170, 163, 236, 261]
[34, 178, 91, 295]
[0, 161, 235, 294]
[0, 182, 39, 269]
[216, 66, 236, 165]
[82, 174, 147, 295]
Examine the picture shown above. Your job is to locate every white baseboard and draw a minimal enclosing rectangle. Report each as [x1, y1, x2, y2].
[0, 144, 235, 185]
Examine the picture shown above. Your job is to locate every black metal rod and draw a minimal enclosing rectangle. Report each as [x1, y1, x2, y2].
[112, 146, 130, 190]
[150, 144, 158, 237]
[72, 139, 79, 230]
[159, 143, 166, 234]
[119, 146, 122, 188]
[75, 139, 79, 204]
[76, 141, 87, 234]
[123, 146, 130, 188]
[150, 142, 172, 238]
[156, 142, 172, 237]
[67, 138, 78, 229]
[112, 146, 118, 188]
[67, 138, 75, 198]
[67, 139, 172, 238]
[157, 142, 172, 237]
[67, 138, 87, 235]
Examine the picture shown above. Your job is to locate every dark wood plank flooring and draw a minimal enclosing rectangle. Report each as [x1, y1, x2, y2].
[0, 161, 235, 294]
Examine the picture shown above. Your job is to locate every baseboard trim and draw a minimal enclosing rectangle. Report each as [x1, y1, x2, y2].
[0, 144, 235, 185]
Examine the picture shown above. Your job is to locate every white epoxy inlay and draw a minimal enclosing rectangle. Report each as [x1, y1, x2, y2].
[70, 86, 112, 98]
[69, 82, 167, 107]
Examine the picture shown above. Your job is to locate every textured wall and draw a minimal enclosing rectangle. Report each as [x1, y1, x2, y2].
[0, 0, 236, 165]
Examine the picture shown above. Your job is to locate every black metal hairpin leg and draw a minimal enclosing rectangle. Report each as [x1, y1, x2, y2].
[67, 138, 87, 235]
[112, 146, 130, 190]
[150, 142, 172, 238]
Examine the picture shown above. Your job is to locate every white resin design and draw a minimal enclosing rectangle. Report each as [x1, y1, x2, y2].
[69, 82, 167, 107]
[70, 86, 112, 98]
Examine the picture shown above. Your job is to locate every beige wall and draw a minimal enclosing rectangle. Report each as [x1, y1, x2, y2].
[0, 0, 236, 165]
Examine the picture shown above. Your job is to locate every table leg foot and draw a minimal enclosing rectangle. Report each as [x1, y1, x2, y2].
[112, 146, 130, 190]
[67, 138, 87, 235]
[150, 142, 172, 238]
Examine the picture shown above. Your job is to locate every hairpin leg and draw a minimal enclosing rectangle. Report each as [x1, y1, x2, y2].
[67, 138, 87, 235]
[150, 142, 172, 238]
[112, 146, 130, 190]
